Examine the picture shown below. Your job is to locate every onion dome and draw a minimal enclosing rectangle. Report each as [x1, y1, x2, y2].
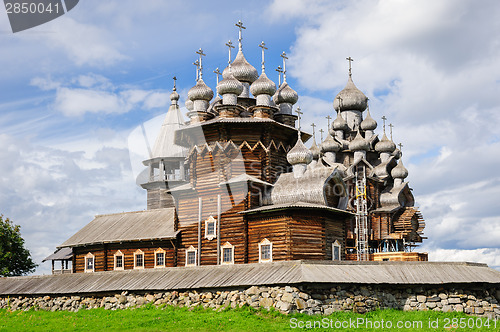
[273, 82, 298, 105]
[170, 89, 180, 103]
[250, 72, 276, 96]
[222, 50, 258, 83]
[349, 131, 369, 151]
[375, 133, 396, 153]
[309, 140, 320, 160]
[332, 110, 348, 131]
[185, 98, 194, 111]
[360, 109, 377, 131]
[188, 79, 214, 101]
[391, 160, 408, 179]
[287, 138, 313, 165]
[333, 76, 368, 112]
[392, 147, 402, 159]
[320, 134, 341, 153]
[217, 71, 244, 96]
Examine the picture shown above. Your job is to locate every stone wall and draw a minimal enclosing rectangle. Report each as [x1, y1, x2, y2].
[1, 284, 499, 319]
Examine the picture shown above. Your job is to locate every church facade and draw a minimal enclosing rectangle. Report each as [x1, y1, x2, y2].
[49, 21, 426, 274]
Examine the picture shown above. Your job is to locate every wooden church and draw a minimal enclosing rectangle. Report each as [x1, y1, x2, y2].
[46, 21, 426, 274]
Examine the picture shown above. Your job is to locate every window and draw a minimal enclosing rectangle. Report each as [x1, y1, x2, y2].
[221, 242, 234, 265]
[114, 250, 124, 270]
[259, 238, 273, 263]
[84, 253, 94, 273]
[204, 216, 217, 240]
[134, 249, 144, 269]
[154, 248, 166, 268]
[185, 246, 197, 266]
[332, 240, 341, 261]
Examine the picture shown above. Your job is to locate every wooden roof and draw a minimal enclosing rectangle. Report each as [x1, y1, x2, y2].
[42, 247, 73, 262]
[241, 202, 354, 216]
[1, 261, 499, 296]
[59, 208, 178, 248]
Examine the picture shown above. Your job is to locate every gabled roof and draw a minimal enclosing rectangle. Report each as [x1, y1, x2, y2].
[59, 208, 178, 248]
[149, 103, 188, 160]
[219, 173, 273, 187]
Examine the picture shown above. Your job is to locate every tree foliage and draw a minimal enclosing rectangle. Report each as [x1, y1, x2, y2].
[0, 215, 37, 277]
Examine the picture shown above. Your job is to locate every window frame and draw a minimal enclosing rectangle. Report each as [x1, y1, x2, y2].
[154, 248, 166, 268]
[204, 216, 217, 241]
[221, 242, 234, 265]
[185, 246, 197, 267]
[332, 240, 342, 261]
[84, 252, 95, 273]
[259, 238, 273, 263]
[114, 250, 124, 270]
[133, 249, 145, 269]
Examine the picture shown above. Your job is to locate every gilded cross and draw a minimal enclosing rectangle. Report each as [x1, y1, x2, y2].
[346, 56, 354, 77]
[280, 51, 288, 82]
[326, 115, 332, 128]
[276, 65, 283, 86]
[225, 40, 235, 65]
[259, 41, 267, 72]
[196, 48, 206, 80]
[381, 116, 387, 133]
[388, 123, 394, 141]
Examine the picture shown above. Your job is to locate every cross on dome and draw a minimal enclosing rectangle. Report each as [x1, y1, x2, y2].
[311, 123, 316, 139]
[326, 115, 332, 128]
[196, 48, 206, 80]
[235, 20, 245, 51]
[319, 128, 324, 142]
[173, 76, 177, 90]
[213, 68, 221, 84]
[259, 41, 267, 72]
[381, 115, 387, 133]
[280, 51, 288, 82]
[346, 56, 354, 77]
[276, 65, 283, 86]
[389, 123, 394, 141]
[295, 107, 303, 134]
[225, 40, 234, 66]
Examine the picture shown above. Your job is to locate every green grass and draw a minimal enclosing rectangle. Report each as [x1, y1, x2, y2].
[0, 305, 498, 331]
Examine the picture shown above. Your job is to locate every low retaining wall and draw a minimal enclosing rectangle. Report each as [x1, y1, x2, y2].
[1, 284, 499, 319]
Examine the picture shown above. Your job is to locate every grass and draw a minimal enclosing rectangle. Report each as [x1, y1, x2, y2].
[0, 305, 498, 331]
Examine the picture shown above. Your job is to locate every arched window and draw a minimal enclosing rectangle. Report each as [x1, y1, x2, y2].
[114, 250, 124, 270]
[185, 246, 197, 266]
[84, 252, 95, 273]
[134, 249, 144, 269]
[259, 238, 273, 263]
[154, 248, 166, 268]
[221, 242, 234, 265]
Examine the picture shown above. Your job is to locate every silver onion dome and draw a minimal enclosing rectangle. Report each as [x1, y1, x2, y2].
[273, 82, 298, 105]
[375, 133, 396, 153]
[287, 138, 313, 165]
[360, 109, 377, 131]
[217, 71, 244, 96]
[250, 72, 276, 96]
[309, 140, 320, 160]
[187, 79, 214, 102]
[185, 98, 194, 111]
[170, 89, 180, 103]
[349, 131, 369, 151]
[320, 134, 341, 153]
[392, 147, 402, 159]
[333, 76, 368, 112]
[222, 50, 258, 83]
[332, 110, 348, 131]
[391, 160, 408, 179]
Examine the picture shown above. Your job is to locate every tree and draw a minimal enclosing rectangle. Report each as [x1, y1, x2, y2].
[0, 215, 37, 276]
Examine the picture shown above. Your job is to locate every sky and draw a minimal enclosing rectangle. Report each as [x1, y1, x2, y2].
[0, 0, 499, 275]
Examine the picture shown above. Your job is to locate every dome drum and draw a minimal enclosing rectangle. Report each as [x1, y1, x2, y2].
[222, 93, 239, 105]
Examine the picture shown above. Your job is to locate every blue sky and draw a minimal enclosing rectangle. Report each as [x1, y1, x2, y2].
[1, 0, 499, 274]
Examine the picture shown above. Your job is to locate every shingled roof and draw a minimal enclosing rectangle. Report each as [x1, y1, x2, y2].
[59, 208, 178, 248]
